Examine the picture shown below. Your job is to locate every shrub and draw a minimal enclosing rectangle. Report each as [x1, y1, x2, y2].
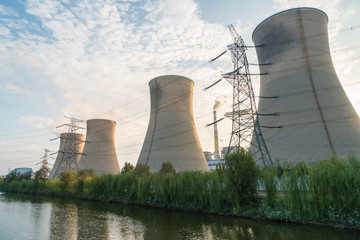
[261, 165, 278, 206]
[134, 163, 150, 177]
[77, 169, 96, 192]
[159, 161, 176, 174]
[121, 162, 135, 174]
[224, 148, 260, 205]
[34, 165, 50, 182]
[60, 171, 77, 188]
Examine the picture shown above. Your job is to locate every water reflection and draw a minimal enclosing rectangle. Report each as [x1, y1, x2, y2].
[0, 193, 358, 240]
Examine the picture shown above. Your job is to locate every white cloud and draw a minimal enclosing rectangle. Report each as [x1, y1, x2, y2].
[0, 0, 236, 168]
[0, 4, 18, 17]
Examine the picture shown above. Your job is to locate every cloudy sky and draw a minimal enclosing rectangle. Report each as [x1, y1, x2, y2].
[1, 0, 359, 175]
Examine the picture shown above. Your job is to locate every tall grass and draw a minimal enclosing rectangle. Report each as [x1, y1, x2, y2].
[1, 153, 360, 228]
[309, 156, 360, 217]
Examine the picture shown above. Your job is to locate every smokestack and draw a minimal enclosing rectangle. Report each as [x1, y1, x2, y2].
[213, 101, 220, 159]
[137, 75, 209, 172]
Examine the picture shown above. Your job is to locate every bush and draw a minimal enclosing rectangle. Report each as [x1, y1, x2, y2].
[34, 165, 50, 182]
[261, 165, 278, 206]
[159, 161, 176, 174]
[77, 169, 96, 192]
[224, 148, 260, 205]
[121, 162, 135, 174]
[5, 171, 32, 183]
[134, 163, 150, 177]
[60, 171, 77, 188]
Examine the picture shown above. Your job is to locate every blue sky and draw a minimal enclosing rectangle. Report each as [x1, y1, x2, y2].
[1, 0, 359, 175]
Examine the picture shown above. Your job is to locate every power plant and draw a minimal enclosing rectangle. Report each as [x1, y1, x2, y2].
[78, 119, 120, 175]
[249, 7, 360, 163]
[137, 75, 209, 172]
[49, 132, 85, 179]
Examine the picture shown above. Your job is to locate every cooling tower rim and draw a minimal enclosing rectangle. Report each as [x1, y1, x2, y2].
[252, 7, 328, 41]
[59, 132, 84, 137]
[148, 75, 194, 86]
[86, 119, 117, 124]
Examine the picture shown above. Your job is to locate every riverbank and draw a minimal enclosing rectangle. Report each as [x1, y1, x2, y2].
[1, 151, 360, 230]
[2, 192, 358, 240]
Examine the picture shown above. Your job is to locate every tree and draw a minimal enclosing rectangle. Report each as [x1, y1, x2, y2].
[77, 169, 96, 192]
[134, 163, 150, 177]
[224, 148, 260, 205]
[34, 165, 50, 182]
[159, 161, 176, 174]
[60, 171, 77, 187]
[4, 170, 32, 183]
[77, 169, 96, 180]
[121, 162, 135, 174]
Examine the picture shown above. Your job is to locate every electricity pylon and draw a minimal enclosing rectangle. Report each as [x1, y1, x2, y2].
[50, 116, 85, 177]
[222, 25, 272, 165]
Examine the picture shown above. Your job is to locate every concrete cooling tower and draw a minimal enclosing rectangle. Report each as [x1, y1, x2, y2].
[250, 7, 360, 163]
[78, 119, 120, 175]
[49, 133, 85, 179]
[137, 75, 209, 172]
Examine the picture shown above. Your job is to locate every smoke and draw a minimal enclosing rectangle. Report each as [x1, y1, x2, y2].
[213, 99, 225, 111]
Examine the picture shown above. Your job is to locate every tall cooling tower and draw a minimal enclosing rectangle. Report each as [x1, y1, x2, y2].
[250, 7, 360, 163]
[137, 75, 209, 172]
[78, 119, 120, 175]
[49, 132, 85, 179]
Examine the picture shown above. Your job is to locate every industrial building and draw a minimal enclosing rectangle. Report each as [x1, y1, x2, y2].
[249, 8, 360, 163]
[49, 132, 85, 179]
[78, 119, 120, 175]
[7, 168, 32, 176]
[137, 75, 209, 172]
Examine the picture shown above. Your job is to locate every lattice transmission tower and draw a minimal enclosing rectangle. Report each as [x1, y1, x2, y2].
[222, 25, 272, 165]
[36, 148, 53, 167]
[50, 116, 85, 176]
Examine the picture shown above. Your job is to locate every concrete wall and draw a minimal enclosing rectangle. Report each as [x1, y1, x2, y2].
[78, 119, 120, 175]
[250, 8, 360, 163]
[137, 75, 209, 172]
[49, 132, 85, 179]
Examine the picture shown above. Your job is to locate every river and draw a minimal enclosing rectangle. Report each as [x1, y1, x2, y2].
[0, 192, 358, 239]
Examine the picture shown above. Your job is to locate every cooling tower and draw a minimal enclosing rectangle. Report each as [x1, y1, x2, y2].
[250, 8, 360, 163]
[78, 119, 120, 175]
[137, 75, 209, 172]
[49, 132, 85, 179]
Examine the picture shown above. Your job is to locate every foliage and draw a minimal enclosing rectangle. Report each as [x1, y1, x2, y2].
[282, 161, 310, 216]
[159, 161, 176, 174]
[134, 163, 151, 177]
[78, 169, 96, 179]
[215, 163, 226, 180]
[34, 165, 50, 182]
[309, 156, 360, 217]
[261, 165, 278, 206]
[4, 170, 32, 183]
[77, 169, 96, 192]
[121, 162, 135, 174]
[59, 171, 77, 188]
[2, 155, 360, 229]
[224, 148, 260, 205]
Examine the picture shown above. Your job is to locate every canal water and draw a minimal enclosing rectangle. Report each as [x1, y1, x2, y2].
[0, 192, 358, 240]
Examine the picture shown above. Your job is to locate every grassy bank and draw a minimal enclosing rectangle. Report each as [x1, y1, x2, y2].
[1, 151, 360, 229]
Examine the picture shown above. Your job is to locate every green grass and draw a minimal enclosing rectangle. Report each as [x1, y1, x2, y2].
[1, 152, 360, 229]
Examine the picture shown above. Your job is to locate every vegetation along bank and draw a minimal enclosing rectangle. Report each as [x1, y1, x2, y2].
[1, 149, 360, 230]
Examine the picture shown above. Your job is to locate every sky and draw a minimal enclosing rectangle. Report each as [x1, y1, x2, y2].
[0, 0, 359, 176]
